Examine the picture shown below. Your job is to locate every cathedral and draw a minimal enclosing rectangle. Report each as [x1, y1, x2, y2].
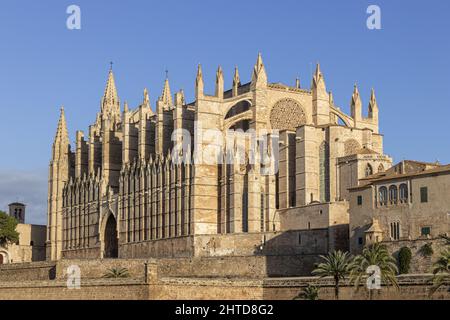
[46, 54, 392, 262]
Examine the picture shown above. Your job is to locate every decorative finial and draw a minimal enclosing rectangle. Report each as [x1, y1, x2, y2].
[109, 61, 113, 71]
[165, 69, 169, 79]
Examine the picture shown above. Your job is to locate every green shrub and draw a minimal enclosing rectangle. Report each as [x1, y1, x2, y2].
[293, 285, 319, 300]
[102, 267, 130, 278]
[398, 247, 412, 274]
[419, 243, 434, 257]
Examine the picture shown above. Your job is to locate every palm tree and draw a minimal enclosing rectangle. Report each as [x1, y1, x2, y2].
[349, 243, 399, 300]
[102, 267, 130, 278]
[293, 285, 319, 300]
[429, 248, 449, 297]
[312, 250, 352, 300]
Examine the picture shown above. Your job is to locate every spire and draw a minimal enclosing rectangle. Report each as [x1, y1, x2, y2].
[124, 101, 129, 113]
[160, 77, 173, 106]
[143, 88, 150, 108]
[101, 68, 120, 120]
[351, 83, 362, 120]
[233, 66, 241, 87]
[251, 53, 267, 87]
[102, 69, 119, 110]
[255, 52, 264, 74]
[52, 106, 70, 160]
[351, 84, 362, 106]
[368, 88, 379, 120]
[312, 63, 326, 92]
[215, 66, 224, 99]
[55, 106, 69, 142]
[295, 77, 301, 89]
[312, 62, 330, 125]
[195, 64, 204, 99]
[329, 91, 334, 106]
[232, 66, 241, 96]
[196, 64, 203, 86]
[175, 89, 185, 106]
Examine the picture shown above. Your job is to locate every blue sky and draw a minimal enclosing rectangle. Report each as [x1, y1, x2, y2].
[0, 0, 449, 224]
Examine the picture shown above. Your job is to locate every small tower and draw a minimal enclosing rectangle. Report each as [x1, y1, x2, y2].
[8, 202, 25, 224]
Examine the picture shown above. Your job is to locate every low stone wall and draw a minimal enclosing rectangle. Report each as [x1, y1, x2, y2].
[55, 259, 149, 280]
[154, 275, 450, 300]
[0, 260, 448, 300]
[261, 274, 450, 300]
[0, 261, 56, 282]
[0, 279, 149, 300]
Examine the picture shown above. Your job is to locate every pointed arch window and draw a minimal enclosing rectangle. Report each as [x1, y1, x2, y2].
[365, 164, 373, 177]
[378, 164, 385, 173]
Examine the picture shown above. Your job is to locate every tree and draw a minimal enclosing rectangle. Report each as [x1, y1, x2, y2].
[293, 285, 320, 300]
[102, 267, 130, 278]
[312, 250, 352, 300]
[349, 243, 399, 300]
[0, 211, 19, 247]
[398, 246, 412, 274]
[440, 234, 450, 245]
[429, 247, 449, 297]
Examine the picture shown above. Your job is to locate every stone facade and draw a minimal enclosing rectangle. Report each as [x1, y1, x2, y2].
[349, 160, 450, 254]
[0, 224, 46, 264]
[0, 259, 448, 300]
[0, 204, 46, 264]
[46, 54, 392, 262]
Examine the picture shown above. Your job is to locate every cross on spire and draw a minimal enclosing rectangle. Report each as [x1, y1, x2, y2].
[110, 61, 114, 71]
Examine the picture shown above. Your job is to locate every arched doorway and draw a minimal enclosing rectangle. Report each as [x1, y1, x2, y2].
[0, 251, 8, 264]
[104, 215, 118, 258]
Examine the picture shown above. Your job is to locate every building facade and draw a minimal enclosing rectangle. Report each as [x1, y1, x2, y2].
[349, 160, 450, 254]
[46, 54, 392, 261]
[0, 203, 46, 264]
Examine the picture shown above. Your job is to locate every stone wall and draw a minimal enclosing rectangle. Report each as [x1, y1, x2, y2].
[383, 238, 448, 274]
[0, 261, 56, 282]
[0, 279, 149, 300]
[155, 275, 449, 300]
[55, 259, 149, 280]
[119, 236, 194, 259]
[0, 260, 448, 300]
